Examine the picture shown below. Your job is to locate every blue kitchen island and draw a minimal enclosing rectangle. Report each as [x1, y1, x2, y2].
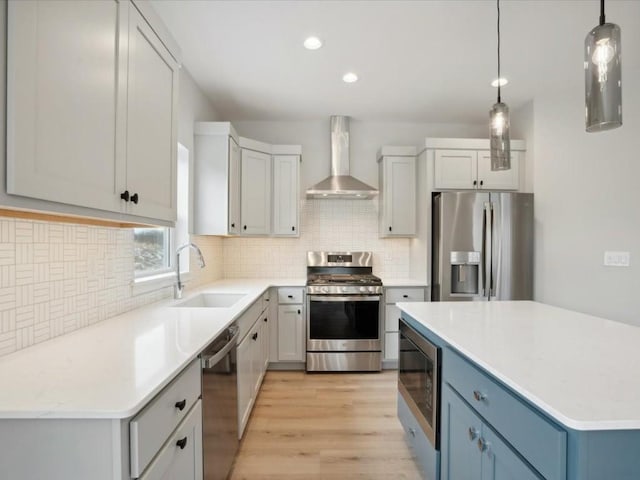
[396, 301, 640, 480]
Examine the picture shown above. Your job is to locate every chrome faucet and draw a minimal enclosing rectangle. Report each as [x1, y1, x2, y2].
[174, 243, 206, 299]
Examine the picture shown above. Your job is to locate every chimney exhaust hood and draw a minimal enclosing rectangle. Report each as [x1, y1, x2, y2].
[306, 116, 378, 199]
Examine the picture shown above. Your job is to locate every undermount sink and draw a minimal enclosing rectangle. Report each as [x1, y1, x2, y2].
[174, 293, 246, 308]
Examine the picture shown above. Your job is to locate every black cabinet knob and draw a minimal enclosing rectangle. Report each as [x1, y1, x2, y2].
[243, 225, 247, 230]
[480, 180, 484, 186]
[176, 437, 188, 450]
[297, 309, 301, 315]
[131, 193, 139, 204]
[292, 226, 295, 231]
[403, 294, 409, 298]
[120, 190, 130, 202]
[231, 223, 235, 228]
[473, 180, 477, 186]
[252, 332, 258, 340]
[175, 399, 187, 411]
[388, 226, 392, 232]
[287, 295, 294, 299]
[263, 317, 268, 322]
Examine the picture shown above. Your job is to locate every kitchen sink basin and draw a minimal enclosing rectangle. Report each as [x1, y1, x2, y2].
[174, 293, 246, 308]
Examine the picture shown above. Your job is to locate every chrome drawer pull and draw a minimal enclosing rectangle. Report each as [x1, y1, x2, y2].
[473, 390, 487, 402]
[468, 427, 479, 441]
[408, 427, 416, 437]
[477, 437, 489, 452]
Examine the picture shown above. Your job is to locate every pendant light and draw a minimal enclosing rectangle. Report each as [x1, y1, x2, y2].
[585, 0, 622, 132]
[489, 0, 511, 171]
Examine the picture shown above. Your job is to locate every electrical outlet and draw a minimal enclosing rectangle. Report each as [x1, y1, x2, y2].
[603, 251, 631, 267]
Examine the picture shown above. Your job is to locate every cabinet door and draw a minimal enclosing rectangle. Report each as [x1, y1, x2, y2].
[477, 151, 519, 191]
[237, 332, 253, 437]
[139, 401, 203, 480]
[6, 0, 127, 213]
[382, 156, 416, 236]
[441, 385, 483, 480]
[277, 305, 305, 361]
[481, 426, 541, 480]
[241, 149, 272, 234]
[384, 332, 399, 361]
[434, 150, 478, 190]
[125, 5, 179, 222]
[261, 316, 270, 371]
[228, 137, 242, 234]
[272, 155, 300, 236]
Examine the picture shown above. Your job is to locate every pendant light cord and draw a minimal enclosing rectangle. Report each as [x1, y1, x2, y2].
[600, 0, 605, 25]
[497, 0, 501, 103]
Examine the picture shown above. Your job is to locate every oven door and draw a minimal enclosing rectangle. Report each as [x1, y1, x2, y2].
[307, 295, 381, 352]
[398, 319, 440, 449]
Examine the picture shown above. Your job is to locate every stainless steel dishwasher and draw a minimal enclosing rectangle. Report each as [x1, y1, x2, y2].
[200, 324, 239, 480]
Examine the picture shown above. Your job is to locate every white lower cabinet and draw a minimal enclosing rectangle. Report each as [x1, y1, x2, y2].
[273, 288, 305, 363]
[384, 287, 426, 365]
[277, 305, 305, 361]
[236, 292, 270, 438]
[139, 400, 203, 480]
[0, 357, 203, 480]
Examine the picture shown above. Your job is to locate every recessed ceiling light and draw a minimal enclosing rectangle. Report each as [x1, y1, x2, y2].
[303, 36, 323, 50]
[343, 72, 358, 83]
[491, 77, 509, 87]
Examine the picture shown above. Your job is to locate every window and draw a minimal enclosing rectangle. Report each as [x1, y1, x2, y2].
[133, 143, 190, 284]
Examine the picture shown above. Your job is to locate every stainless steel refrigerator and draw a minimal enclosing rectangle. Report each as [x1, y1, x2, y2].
[431, 191, 533, 301]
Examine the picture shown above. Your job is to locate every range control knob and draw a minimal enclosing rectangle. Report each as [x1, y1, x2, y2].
[360, 286, 366, 293]
[321, 286, 329, 294]
[368, 286, 376, 293]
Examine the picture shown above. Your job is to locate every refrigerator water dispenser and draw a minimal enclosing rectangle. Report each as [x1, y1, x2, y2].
[450, 251, 481, 295]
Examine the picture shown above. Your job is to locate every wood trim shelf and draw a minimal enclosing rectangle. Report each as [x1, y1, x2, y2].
[0, 207, 148, 228]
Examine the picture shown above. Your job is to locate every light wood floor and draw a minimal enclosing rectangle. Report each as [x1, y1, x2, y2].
[229, 370, 424, 480]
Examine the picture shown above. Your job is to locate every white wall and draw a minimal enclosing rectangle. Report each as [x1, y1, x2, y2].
[531, 69, 640, 325]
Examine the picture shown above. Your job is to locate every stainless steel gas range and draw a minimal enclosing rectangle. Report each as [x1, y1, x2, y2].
[305, 251, 383, 372]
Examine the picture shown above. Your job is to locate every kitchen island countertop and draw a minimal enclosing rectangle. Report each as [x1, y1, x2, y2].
[0, 278, 304, 420]
[397, 300, 640, 431]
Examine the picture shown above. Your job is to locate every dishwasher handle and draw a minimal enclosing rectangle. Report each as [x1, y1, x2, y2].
[201, 326, 239, 370]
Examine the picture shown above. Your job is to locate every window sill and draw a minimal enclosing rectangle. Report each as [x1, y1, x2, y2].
[132, 271, 192, 296]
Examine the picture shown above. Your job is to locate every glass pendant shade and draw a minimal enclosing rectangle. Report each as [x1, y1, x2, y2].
[490, 101, 511, 170]
[585, 22, 622, 132]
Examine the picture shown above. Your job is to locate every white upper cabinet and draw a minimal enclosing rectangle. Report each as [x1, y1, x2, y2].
[193, 123, 241, 235]
[240, 148, 272, 235]
[7, 0, 126, 214]
[194, 128, 301, 237]
[429, 138, 524, 191]
[378, 147, 417, 237]
[6, 0, 180, 224]
[124, 4, 179, 222]
[272, 155, 300, 236]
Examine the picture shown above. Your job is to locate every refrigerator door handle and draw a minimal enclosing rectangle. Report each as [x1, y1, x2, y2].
[482, 202, 490, 298]
[489, 202, 495, 297]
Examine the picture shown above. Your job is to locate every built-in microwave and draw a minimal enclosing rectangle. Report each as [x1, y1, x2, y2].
[398, 318, 441, 449]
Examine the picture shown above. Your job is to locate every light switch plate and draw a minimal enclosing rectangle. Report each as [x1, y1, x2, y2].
[604, 251, 631, 267]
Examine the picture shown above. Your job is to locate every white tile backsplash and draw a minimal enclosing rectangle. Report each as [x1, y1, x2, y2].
[223, 199, 411, 278]
[0, 217, 223, 359]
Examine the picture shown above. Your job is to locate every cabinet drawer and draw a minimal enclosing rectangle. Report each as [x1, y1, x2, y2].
[278, 287, 303, 304]
[261, 290, 270, 312]
[397, 393, 440, 480]
[139, 400, 203, 480]
[443, 348, 566, 480]
[385, 287, 425, 303]
[237, 299, 262, 342]
[130, 358, 201, 478]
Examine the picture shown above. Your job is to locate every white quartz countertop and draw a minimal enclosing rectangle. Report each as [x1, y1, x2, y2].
[397, 301, 640, 431]
[0, 278, 304, 420]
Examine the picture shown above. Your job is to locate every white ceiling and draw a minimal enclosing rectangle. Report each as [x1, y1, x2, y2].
[151, 0, 640, 124]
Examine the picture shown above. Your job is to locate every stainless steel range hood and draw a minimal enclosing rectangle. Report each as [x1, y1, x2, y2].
[306, 116, 378, 199]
